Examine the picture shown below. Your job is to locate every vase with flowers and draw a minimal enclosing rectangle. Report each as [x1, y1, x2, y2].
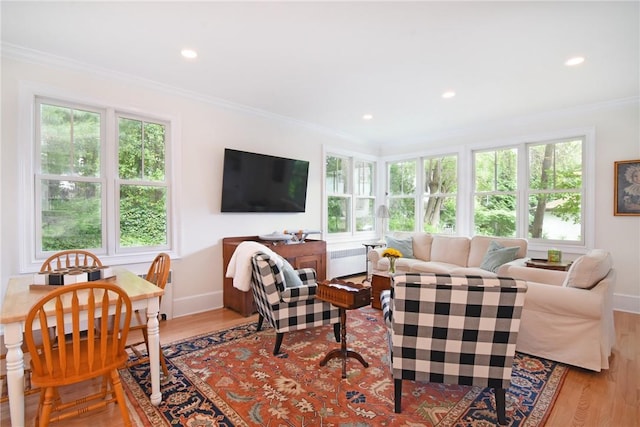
[382, 248, 403, 273]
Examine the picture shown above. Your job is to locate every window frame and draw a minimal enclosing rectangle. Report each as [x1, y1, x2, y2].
[323, 147, 378, 243]
[19, 84, 181, 272]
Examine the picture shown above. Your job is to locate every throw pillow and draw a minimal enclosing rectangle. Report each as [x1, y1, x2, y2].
[281, 260, 304, 288]
[562, 249, 612, 289]
[480, 240, 520, 273]
[384, 236, 414, 259]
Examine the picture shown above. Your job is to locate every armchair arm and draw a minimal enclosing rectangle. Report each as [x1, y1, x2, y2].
[280, 283, 319, 303]
[296, 268, 317, 286]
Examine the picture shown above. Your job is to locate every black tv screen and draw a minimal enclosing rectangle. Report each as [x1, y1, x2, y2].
[221, 149, 309, 213]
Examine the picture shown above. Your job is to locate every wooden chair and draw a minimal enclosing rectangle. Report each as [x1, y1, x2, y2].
[126, 253, 171, 377]
[40, 249, 102, 272]
[24, 282, 132, 426]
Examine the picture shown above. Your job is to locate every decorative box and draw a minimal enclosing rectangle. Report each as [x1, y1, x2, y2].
[548, 249, 562, 263]
[317, 280, 371, 309]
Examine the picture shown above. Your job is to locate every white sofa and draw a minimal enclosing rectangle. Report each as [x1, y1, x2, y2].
[369, 233, 616, 371]
[368, 233, 529, 277]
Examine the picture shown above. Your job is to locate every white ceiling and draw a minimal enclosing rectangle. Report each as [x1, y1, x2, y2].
[2, 1, 639, 147]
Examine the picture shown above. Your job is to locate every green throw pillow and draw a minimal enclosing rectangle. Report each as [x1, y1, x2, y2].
[480, 240, 519, 273]
[281, 261, 304, 288]
[384, 236, 414, 259]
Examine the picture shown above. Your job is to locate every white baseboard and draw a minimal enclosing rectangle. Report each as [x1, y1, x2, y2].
[613, 292, 640, 314]
[172, 290, 224, 319]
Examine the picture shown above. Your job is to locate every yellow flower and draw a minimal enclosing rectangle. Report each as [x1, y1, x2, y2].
[382, 248, 402, 258]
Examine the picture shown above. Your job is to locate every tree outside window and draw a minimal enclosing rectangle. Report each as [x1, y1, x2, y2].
[423, 155, 457, 233]
[528, 138, 583, 242]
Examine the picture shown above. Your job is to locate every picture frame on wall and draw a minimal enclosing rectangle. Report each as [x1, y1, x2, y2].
[614, 159, 640, 216]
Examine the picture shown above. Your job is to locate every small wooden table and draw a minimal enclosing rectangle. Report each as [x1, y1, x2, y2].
[525, 258, 573, 271]
[316, 281, 371, 378]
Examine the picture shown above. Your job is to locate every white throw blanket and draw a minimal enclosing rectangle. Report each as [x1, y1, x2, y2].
[225, 241, 284, 291]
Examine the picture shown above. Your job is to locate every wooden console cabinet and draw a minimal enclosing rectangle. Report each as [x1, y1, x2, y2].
[222, 236, 327, 316]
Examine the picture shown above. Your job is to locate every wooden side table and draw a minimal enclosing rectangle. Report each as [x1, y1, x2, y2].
[317, 280, 371, 378]
[525, 258, 573, 271]
[371, 273, 392, 310]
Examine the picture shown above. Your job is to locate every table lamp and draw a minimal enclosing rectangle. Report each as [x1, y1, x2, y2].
[376, 204, 390, 243]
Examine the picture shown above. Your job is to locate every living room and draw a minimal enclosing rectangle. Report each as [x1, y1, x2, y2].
[1, 2, 639, 425]
[2, 1, 638, 318]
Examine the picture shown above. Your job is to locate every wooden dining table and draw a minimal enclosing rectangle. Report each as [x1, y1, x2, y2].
[0, 267, 165, 426]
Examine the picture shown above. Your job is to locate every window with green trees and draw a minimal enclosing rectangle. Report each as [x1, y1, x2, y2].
[388, 160, 417, 231]
[474, 148, 518, 237]
[325, 154, 376, 235]
[527, 138, 583, 241]
[423, 155, 457, 233]
[35, 97, 171, 256]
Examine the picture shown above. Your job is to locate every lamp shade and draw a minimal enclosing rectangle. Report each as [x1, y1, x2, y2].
[376, 204, 390, 219]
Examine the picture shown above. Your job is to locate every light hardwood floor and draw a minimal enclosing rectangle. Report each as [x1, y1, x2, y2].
[2, 304, 638, 426]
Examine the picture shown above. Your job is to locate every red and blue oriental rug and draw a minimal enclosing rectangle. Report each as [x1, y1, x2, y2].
[121, 307, 567, 426]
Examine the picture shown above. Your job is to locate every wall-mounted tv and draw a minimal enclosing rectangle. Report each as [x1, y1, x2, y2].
[221, 148, 310, 213]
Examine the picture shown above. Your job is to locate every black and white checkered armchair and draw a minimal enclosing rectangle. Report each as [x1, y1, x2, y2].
[250, 252, 341, 355]
[381, 273, 527, 425]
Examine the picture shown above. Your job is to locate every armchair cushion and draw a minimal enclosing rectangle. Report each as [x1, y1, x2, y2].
[282, 261, 304, 288]
[562, 249, 612, 289]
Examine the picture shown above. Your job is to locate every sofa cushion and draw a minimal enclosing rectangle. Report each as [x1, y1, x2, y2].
[385, 235, 414, 259]
[430, 236, 470, 266]
[468, 235, 528, 267]
[480, 240, 520, 273]
[411, 233, 433, 261]
[562, 250, 612, 289]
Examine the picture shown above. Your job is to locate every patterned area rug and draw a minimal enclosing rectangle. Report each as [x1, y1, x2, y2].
[121, 307, 567, 426]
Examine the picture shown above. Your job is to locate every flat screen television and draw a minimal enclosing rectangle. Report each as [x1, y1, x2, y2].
[221, 148, 310, 213]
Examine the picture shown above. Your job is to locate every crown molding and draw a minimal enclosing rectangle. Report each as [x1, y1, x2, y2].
[1, 42, 364, 144]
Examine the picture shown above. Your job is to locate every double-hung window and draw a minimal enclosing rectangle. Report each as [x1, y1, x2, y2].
[423, 155, 458, 233]
[388, 160, 417, 232]
[473, 147, 518, 237]
[30, 96, 173, 266]
[325, 153, 376, 238]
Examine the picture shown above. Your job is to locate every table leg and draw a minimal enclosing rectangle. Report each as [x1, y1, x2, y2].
[319, 308, 368, 378]
[146, 296, 162, 406]
[4, 323, 25, 426]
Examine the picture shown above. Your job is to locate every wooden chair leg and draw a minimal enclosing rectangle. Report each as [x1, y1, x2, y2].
[39, 386, 56, 427]
[394, 378, 402, 413]
[110, 369, 132, 427]
[495, 387, 507, 425]
[273, 332, 284, 355]
[333, 322, 341, 342]
[159, 348, 169, 377]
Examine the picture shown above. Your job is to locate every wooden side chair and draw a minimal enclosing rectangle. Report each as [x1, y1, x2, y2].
[24, 282, 133, 426]
[126, 253, 171, 377]
[40, 249, 102, 272]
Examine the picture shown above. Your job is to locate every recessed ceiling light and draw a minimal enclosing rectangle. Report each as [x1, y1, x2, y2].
[565, 56, 585, 66]
[442, 91, 456, 99]
[181, 49, 198, 59]
[362, 114, 373, 120]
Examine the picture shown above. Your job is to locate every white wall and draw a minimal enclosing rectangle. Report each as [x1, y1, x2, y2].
[2, 55, 639, 319]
